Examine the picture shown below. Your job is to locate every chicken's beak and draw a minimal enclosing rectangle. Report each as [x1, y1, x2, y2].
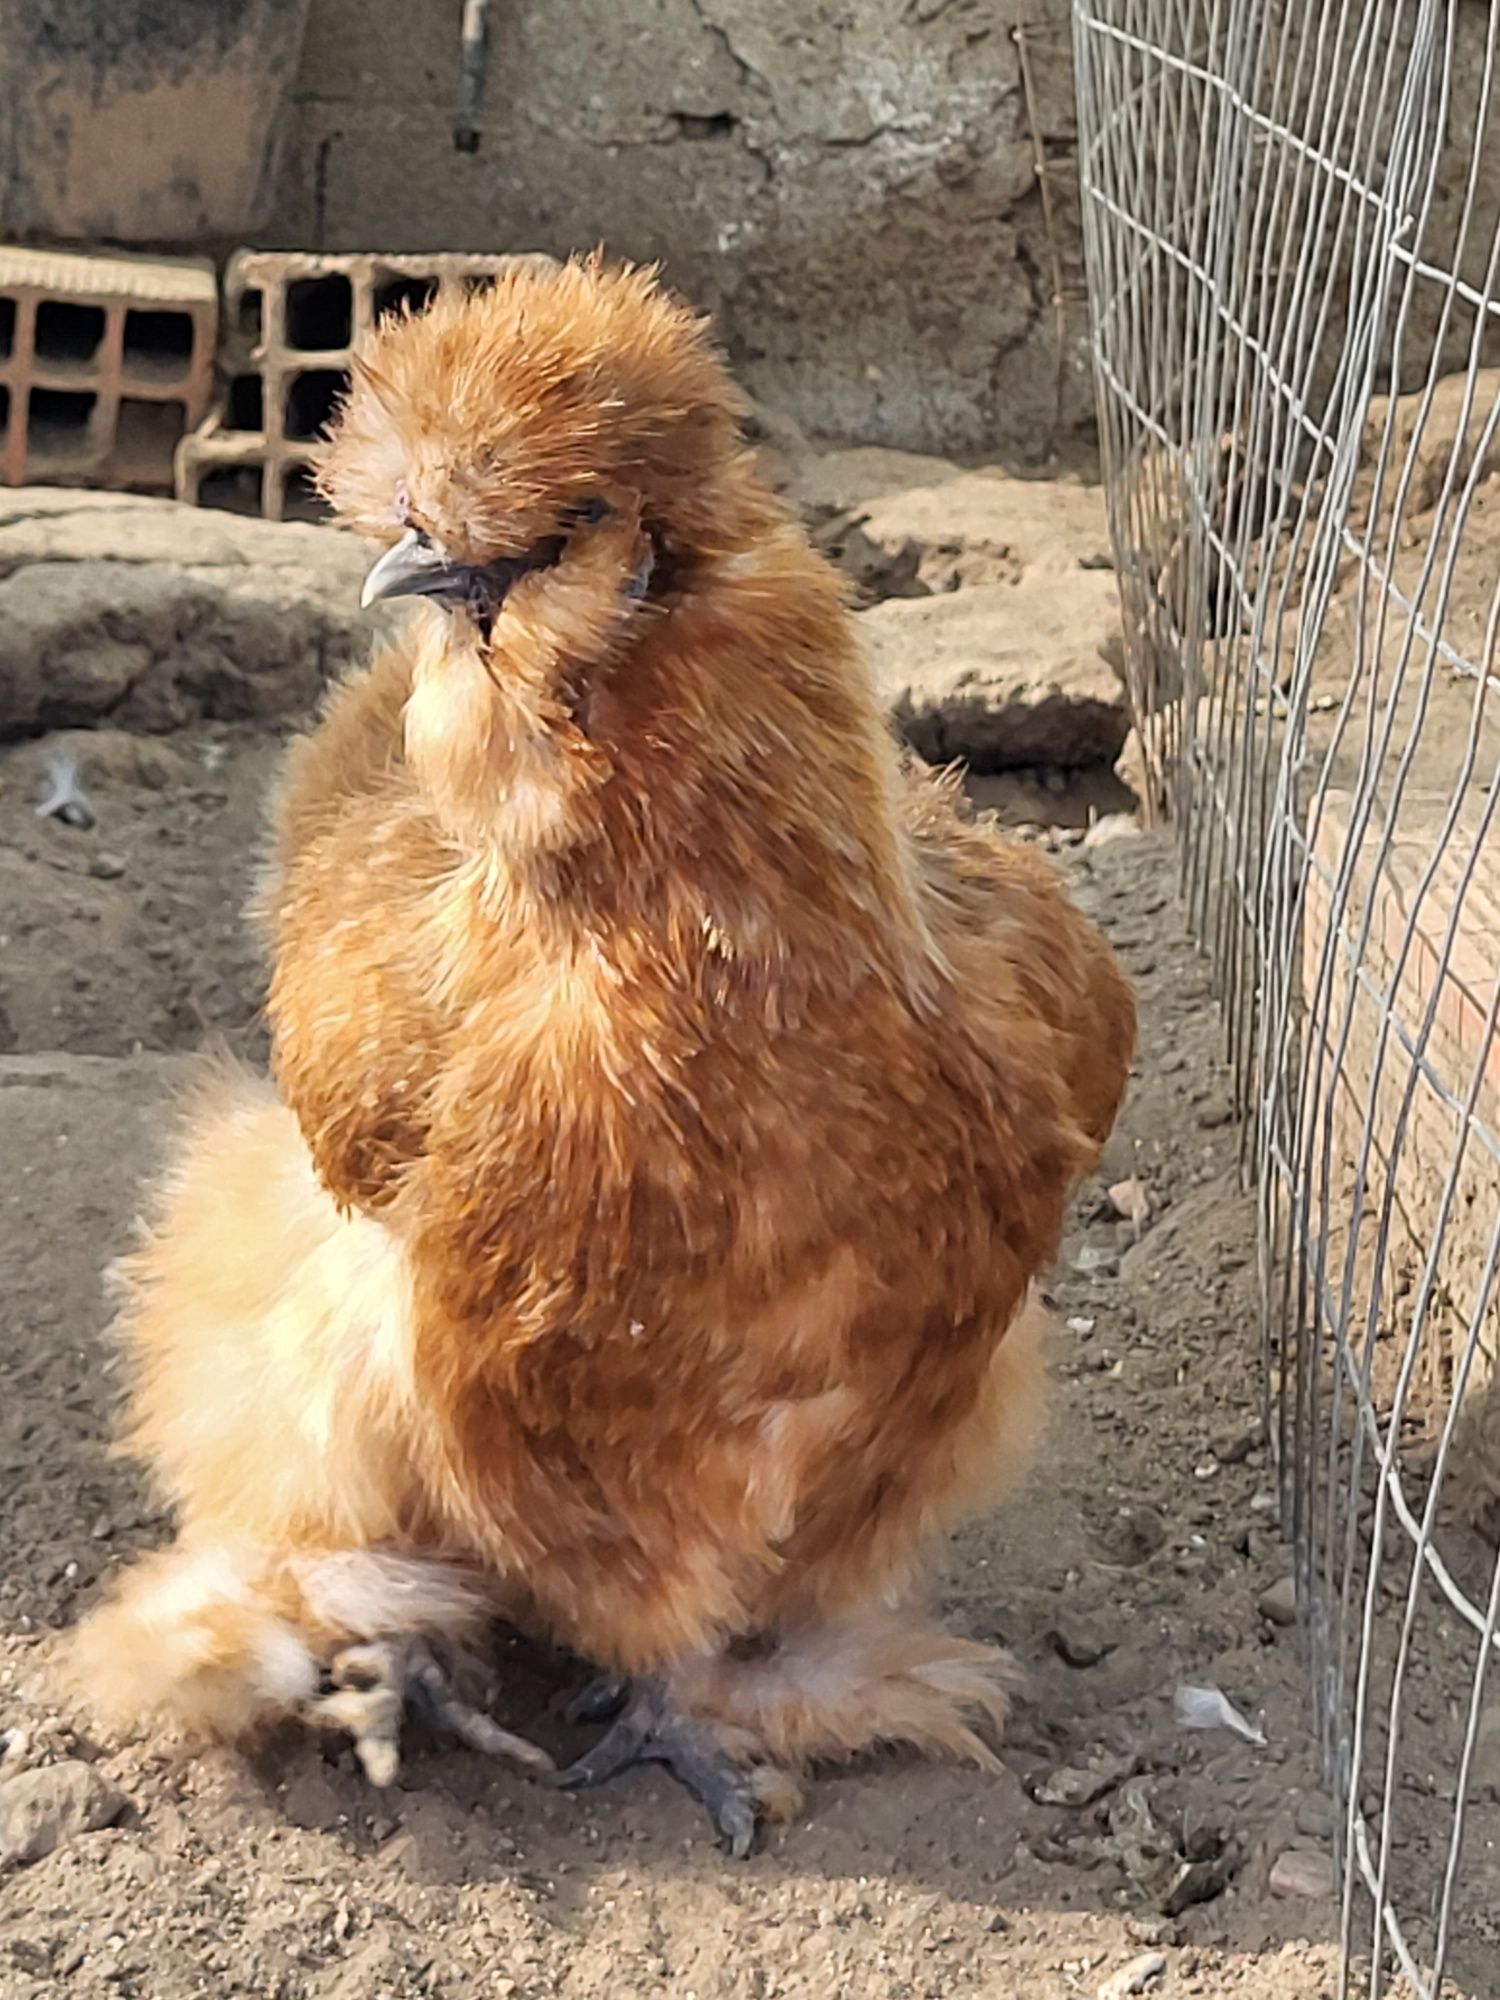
[360, 528, 463, 609]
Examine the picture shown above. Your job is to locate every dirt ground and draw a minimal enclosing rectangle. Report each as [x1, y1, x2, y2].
[0, 703, 1379, 2000]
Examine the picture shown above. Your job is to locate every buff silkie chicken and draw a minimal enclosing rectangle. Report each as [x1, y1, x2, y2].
[74, 254, 1135, 1854]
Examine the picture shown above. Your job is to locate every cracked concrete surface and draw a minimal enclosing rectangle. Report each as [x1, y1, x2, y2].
[270, 0, 1090, 457]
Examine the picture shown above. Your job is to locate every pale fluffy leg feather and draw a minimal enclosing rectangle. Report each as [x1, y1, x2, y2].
[560, 1605, 1014, 1853]
[71, 1540, 530, 1781]
[71, 1066, 542, 1780]
[670, 1604, 1015, 1774]
[71, 1538, 322, 1742]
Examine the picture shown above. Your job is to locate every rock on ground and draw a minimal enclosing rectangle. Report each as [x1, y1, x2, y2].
[794, 455, 1131, 776]
[1268, 1849, 1337, 1900]
[0, 1761, 126, 1868]
[822, 467, 1114, 597]
[777, 442, 973, 518]
[1359, 365, 1500, 515]
[1097, 1952, 1167, 2000]
[0, 490, 372, 737]
[861, 573, 1129, 770]
[0, 453, 1134, 791]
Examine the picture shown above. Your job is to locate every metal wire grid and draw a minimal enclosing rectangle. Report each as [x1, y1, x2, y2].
[1073, 2, 1500, 1993]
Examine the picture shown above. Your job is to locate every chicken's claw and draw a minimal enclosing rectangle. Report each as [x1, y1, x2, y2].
[555, 1676, 762, 1858]
[564, 1673, 630, 1725]
[310, 1637, 554, 1786]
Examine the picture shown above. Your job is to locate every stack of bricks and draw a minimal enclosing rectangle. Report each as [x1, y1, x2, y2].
[0, 245, 216, 492]
[1302, 786, 1500, 1407]
[176, 249, 556, 523]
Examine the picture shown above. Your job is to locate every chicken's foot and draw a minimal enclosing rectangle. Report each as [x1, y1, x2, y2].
[563, 1673, 631, 1725]
[310, 1637, 555, 1786]
[555, 1676, 761, 1857]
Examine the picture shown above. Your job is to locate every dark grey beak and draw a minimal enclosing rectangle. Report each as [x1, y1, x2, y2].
[360, 528, 464, 609]
[360, 526, 570, 620]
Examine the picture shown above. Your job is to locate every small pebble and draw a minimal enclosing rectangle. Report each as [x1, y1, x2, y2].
[1048, 1616, 1115, 1669]
[1084, 814, 1142, 849]
[1073, 1245, 1121, 1277]
[1107, 1177, 1151, 1226]
[0, 1761, 126, 1867]
[89, 851, 127, 880]
[1259, 1576, 1298, 1626]
[1125, 1916, 1181, 1948]
[1217, 1428, 1260, 1465]
[1033, 1749, 1135, 1807]
[1096, 1951, 1167, 1999]
[1269, 1848, 1336, 1898]
[1295, 1794, 1335, 1839]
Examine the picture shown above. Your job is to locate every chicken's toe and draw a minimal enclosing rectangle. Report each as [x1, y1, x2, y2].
[309, 1637, 553, 1783]
[555, 1677, 764, 1857]
[564, 1673, 631, 1726]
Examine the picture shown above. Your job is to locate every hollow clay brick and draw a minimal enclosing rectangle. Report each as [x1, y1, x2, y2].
[0, 244, 216, 492]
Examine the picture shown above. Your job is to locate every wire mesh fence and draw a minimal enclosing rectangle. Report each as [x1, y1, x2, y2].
[1072, 1, 1500, 1993]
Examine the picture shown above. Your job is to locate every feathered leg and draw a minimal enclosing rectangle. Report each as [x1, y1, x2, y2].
[71, 1066, 548, 1783]
[557, 1303, 1045, 1852]
[558, 1604, 1013, 1852]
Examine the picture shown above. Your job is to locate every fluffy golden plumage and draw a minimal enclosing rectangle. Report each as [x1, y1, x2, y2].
[320, 256, 756, 565]
[76, 255, 1135, 1835]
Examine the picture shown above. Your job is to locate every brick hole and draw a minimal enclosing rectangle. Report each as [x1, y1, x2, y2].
[282, 463, 330, 522]
[27, 387, 96, 464]
[123, 309, 194, 382]
[198, 465, 264, 515]
[284, 368, 345, 443]
[0, 384, 10, 435]
[225, 375, 265, 433]
[0, 298, 15, 360]
[115, 399, 187, 485]
[35, 301, 105, 369]
[235, 289, 263, 345]
[286, 275, 353, 351]
[374, 274, 439, 322]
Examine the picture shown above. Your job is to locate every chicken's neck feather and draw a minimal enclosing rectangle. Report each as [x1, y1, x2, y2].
[400, 520, 945, 1008]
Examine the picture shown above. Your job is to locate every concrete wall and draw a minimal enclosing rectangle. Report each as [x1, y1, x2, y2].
[266, 0, 1092, 456]
[0, 0, 311, 241]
